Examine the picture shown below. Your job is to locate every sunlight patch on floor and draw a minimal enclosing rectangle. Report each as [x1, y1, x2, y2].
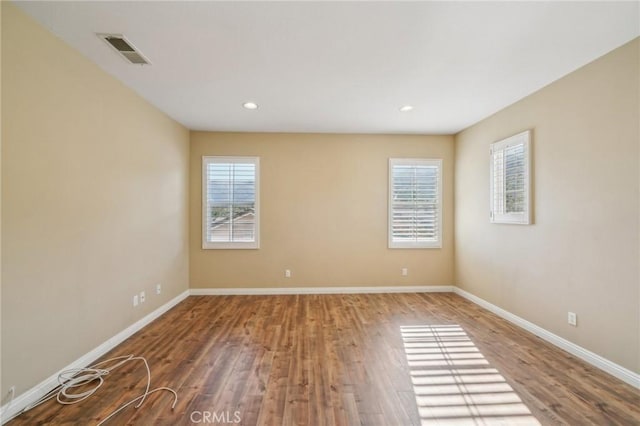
[401, 325, 541, 425]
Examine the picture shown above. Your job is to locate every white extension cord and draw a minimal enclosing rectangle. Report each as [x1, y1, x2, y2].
[21, 354, 178, 425]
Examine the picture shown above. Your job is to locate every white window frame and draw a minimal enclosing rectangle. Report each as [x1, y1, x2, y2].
[388, 158, 443, 249]
[202, 156, 260, 249]
[489, 130, 532, 225]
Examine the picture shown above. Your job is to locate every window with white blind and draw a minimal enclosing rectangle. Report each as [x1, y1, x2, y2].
[202, 156, 260, 249]
[490, 130, 531, 224]
[389, 158, 442, 249]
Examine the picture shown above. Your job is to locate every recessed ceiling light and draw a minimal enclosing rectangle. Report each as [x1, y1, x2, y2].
[243, 102, 258, 110]
[399, 105, 414, 112]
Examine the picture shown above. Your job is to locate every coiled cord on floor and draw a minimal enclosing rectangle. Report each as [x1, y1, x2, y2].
[21, 354, 177, 425]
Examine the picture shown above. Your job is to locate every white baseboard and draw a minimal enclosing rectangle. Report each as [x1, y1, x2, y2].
[190, 285, 454, 296]
[453, 287, 640, 389]
[0, 289, 190, 425]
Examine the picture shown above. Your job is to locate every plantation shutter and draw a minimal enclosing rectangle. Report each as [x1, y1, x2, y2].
[203, 157, 260, 249]
[389, 159, 442, 248]
[490, 130, 531, 224]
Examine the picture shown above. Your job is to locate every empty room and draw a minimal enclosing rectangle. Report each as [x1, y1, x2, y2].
[1, 1, 639, 425]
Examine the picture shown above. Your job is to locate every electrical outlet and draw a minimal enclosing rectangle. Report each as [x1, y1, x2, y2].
[156, 283, 161, 295]
[401, 268, 408, 276]
[140, 291, 146, 304]
[133, 295, 139, 307]
[285, 269, 291, 278]
[568, 312, 577, 326]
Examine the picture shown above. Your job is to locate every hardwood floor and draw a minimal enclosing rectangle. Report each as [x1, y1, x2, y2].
[8, 293, 640, 425]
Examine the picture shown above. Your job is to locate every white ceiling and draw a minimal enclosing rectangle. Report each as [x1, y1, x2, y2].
[14, 1, 640, 134]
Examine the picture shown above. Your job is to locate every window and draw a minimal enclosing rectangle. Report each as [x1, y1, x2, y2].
[389, 158, 442, 249]
[490, 130, 531, 224]
[202, 156, 260, 249]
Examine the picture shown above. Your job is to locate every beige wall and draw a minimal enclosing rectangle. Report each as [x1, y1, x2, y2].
[1, 3, 190, 397]
[455, 38, 639, 372]
[190, 132, 454, 288]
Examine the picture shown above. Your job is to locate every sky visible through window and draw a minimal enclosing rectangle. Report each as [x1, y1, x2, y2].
[207, 162, 256, 243]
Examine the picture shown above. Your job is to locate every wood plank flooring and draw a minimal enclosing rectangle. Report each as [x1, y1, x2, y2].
[8, 293, 640, 425]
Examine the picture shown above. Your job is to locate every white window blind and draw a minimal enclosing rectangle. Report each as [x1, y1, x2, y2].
[389, 158, 442, 249]
[202, 156, 260, 249]
[490, 130, 531, 224]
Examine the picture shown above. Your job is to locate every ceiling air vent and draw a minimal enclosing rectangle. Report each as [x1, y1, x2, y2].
[98, 34, 150, 65]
